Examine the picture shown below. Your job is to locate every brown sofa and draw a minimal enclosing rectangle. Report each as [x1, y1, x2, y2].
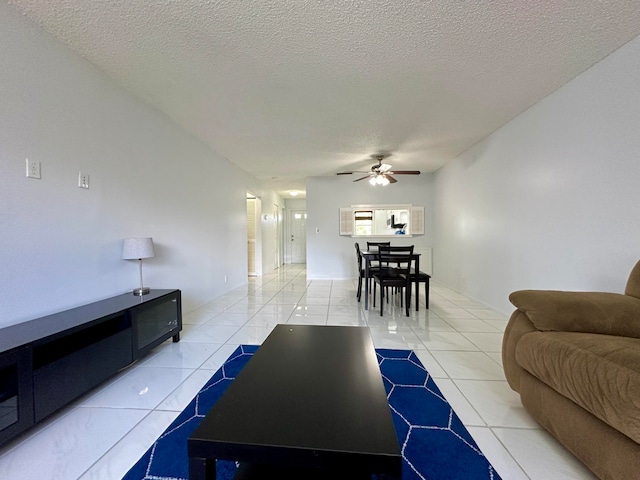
[502, 261, 640, 480]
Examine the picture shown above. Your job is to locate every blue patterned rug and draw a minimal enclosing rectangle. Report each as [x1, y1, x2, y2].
[123, 345, 501, 480]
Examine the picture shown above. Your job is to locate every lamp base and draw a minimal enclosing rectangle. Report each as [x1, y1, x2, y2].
[132, 287, 151, 296]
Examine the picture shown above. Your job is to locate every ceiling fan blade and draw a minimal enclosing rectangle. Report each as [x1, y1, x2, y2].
[388, 170, 421, 175]
[353, 175, 372, 182]
[385, 174, 398, 184]
[379, 163, 393, 172]
[337, 170, 370, 175]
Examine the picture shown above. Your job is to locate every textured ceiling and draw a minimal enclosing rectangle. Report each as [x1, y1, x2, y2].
[8, 1, 640, 198]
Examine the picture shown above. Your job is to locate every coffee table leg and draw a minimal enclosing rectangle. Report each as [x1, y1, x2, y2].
[189, 456, 217, 480]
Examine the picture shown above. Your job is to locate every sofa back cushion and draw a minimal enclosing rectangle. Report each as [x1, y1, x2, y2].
[625, 260, 640, 299]
[509, 290, 640, 338]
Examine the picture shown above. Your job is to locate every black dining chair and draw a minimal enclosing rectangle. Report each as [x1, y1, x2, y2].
[355, 242, 379, 302]
[376, 246, 429, 310]
[372, 251, 413, 316]
[378, 245, 414, 304]
[366, 241, 391, 269]
[382, 246, 429, 309]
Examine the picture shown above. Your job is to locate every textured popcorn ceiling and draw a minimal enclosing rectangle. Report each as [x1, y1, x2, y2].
[8, 0, 640, 196]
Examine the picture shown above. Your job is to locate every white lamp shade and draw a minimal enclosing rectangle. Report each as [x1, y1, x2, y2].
[122, 237, 155, 260]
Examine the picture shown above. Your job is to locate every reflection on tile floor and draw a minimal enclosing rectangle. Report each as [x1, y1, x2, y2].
[0, 264, 597, 480]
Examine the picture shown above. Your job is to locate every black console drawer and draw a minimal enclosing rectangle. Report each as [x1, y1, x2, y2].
[133, 291, 182, 358]
[33, 329, 132, 422]
[0, 347, 33, 445]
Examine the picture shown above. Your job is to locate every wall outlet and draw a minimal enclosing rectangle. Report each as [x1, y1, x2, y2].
[78, 172, 90, 189]
[26, 158, 41, 179]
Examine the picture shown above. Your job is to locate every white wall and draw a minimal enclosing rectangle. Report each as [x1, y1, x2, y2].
[285, 199, 307, 210]
[433, 33, 640, 314]
[306, 175, 434, 278]
[0, 4, 267, 326]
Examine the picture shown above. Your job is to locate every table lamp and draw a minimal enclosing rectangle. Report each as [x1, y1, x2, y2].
[122, 237, 155, 295]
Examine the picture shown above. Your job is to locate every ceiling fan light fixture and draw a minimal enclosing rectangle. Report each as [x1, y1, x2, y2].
[368, 174, 390, 186]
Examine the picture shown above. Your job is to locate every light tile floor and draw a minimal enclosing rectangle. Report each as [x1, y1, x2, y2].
[0, 264, 597, 479]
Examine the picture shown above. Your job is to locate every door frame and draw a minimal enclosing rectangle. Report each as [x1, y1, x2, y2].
[246, 193, 263, 277]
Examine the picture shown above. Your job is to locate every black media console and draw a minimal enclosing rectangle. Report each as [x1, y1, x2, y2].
[0, 289, 182, 447]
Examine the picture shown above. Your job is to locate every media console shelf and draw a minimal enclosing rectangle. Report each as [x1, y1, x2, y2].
[0, 289, 182, 447]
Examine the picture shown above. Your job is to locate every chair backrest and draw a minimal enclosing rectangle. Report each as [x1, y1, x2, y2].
[367, 241, 391, 252]
[376, 252, 413, 277]
[378, 245, 414, 269]
[354, 242, 362, 269]
[379, 245, 414, 255]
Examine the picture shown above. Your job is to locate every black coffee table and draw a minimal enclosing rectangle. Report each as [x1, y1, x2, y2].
[188, 324, 402, 479]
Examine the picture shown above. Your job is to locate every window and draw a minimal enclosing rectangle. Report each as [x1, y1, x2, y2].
[339, 205, 424, 237]
[354, 210, 373, 236]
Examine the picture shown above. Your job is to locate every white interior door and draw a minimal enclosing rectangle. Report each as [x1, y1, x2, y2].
[246, 198, 257, 276]
[289, 210, 306, 264]
[273, 204, 281, 268]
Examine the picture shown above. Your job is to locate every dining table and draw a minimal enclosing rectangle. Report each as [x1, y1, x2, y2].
[360, 250, 422, 312]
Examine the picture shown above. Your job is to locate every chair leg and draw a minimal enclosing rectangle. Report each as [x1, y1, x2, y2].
[357, 276, 362, 302]
[373, 282, 376, 307]
[380, 283, 384, 316]
[404, 285, 410, 316]
[425, 278, 430, 309]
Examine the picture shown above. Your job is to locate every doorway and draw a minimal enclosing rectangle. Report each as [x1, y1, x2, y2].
[289, 210, 306, 264]
[273, 204, 284, 269]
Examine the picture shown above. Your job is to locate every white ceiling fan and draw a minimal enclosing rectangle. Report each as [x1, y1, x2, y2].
[337, 154, 421, 185]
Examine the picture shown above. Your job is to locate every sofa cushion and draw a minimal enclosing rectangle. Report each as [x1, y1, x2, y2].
[509, 290, 640, 338]
[515, 331, 640, 444]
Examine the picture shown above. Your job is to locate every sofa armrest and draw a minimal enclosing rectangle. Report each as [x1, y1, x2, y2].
[502, 310, 538, 392]
[625, 259, 640, 299]
[509, 290, 640, 338]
